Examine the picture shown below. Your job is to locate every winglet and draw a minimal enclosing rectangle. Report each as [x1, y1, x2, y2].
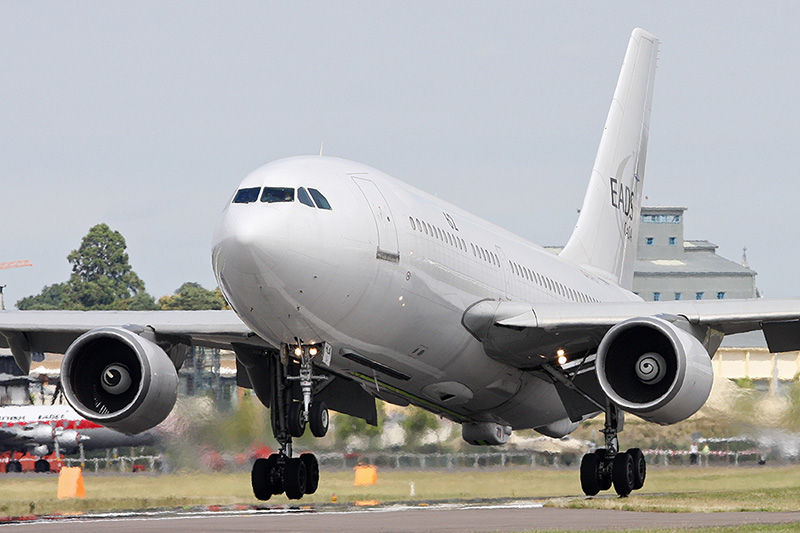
[560, 28, 659, 289]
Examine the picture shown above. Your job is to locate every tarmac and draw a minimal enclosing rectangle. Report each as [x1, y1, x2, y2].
[3, 500, 800, 532]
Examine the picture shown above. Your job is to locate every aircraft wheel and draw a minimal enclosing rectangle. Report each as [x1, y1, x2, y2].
[34, 459, 50, 473]
[612, 451, 635, 497]
[309, 401, 329, 438]
[251, 458, 272, 500]
[288, 402, 306, 438]
[579, 453, 601, 496]
[265, 454, 283, 494]
[6, 461, 22, 473]
[283, 457, 307, 500]
[627, 448, 646, 490]
[594, 449, 612, 490]
[300, 453, 320, 494]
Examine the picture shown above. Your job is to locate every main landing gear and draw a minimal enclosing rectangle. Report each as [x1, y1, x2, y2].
[250, 343, 329, 501]
[580, 403, 646, 498]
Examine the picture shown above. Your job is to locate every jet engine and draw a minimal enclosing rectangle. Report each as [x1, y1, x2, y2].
[54, 428, 83, 454]
[595, 316, 713, 425]
[61, 327, 179, 435]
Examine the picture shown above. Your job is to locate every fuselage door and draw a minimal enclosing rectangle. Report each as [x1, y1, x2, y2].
[352, 177, 400, 262]
[495, 245, 511, 299]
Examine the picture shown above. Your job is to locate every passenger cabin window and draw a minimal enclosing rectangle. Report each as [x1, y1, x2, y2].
[233, 187, 261, 204]
[297, 187, 315, 207]
[309, 188, 332, 209]
[261, 187, 294, 203]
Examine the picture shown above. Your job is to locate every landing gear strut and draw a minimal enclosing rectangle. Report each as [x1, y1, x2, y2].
[250, 343, 329, 501]
[580, 402, 646, 497]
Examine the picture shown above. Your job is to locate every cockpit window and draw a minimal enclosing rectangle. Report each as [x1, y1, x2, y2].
[232, 187, 261, 204]
[261, 187, 294, 203]
[308, 188, 332, 210]
[297, 187, 315, 207]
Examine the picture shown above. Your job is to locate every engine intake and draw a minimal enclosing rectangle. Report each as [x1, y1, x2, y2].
[596, 316, 713, 425]
[61, 327, 179, 434]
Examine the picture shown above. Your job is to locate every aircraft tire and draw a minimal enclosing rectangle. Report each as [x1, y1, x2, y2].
[627, 448, 646, 490]
[34, 459, 50, 473]
[579, 453, 601, 496]
[251, 458, 272, 501]
[309, 401, 329, 438]
[612, 452, 635, 497]
[283, 457, 307, 500]
[6, 461, 22, 473]
[265, 454, 283, 494]
[300, 453, 319, 494]
[288, 402, 306, 438]
[594, 449, 612, 490]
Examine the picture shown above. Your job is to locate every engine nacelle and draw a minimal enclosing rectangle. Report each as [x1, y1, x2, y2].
[462, 422, 511, 445]
[30, 444, 50, 457]
[61, 327, 179, 435]
[596, 316, 713, 425]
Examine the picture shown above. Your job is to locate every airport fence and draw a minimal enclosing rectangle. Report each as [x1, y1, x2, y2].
[21, 448, 782, 474]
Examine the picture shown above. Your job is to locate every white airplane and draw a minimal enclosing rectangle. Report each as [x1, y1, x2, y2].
[0, 404, 157, 472]
[2, 28, 800, 499]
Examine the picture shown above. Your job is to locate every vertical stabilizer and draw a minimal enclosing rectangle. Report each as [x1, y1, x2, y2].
[560, 28, 659, 290]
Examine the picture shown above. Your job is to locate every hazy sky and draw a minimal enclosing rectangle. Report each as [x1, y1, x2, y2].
[2, 2, 799, 306]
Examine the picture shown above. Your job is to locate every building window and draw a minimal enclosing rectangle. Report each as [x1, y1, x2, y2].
[653, 292, 661, 301]
[674, 292, 682, 300]
[641, 214, 681, 224]
[696, 292, 704, 300]
[646, 237, 654, 246]
[669, 237, 677, 246]
[717, 291, 726, 299]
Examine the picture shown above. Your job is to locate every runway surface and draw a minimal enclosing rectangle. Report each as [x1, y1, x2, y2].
[4, 500, 800, 532]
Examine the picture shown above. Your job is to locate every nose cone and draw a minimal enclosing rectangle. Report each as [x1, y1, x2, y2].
[212, 203, 288, 302]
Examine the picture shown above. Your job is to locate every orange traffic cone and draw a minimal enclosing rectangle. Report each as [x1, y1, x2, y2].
[57, 467, 86, 499]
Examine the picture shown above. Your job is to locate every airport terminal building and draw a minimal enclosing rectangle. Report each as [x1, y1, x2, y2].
[633, 206, 757, 302]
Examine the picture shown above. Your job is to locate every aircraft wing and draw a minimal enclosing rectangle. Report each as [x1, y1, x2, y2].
[0, 310, 269, 374]
[463, 298, 800, 370]
[463, 297, 800, 424]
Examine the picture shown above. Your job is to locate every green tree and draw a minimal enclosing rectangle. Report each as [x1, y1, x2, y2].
[16, 223, 157, 310]
[16, 282, 68, 310]
[400, 406, 441, 450]
[158, 282, 229, 310]
[333, 401, 386, 449]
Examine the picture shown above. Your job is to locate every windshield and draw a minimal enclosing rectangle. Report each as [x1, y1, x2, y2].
[261, 187, 295, 203]
[232, 187, 261, 204]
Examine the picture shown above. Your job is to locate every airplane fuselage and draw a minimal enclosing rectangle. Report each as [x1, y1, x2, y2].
[212, 156, 639, 431]
[0, 404, 157, 454]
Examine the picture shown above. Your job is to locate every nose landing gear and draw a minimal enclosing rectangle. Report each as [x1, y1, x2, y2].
[249, 343, 329, 501]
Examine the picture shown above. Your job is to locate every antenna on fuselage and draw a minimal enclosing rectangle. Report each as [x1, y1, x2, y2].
[319, 142, 324, 156]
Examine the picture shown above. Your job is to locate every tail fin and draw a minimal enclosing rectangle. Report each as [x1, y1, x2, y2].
[560, 28, 659, 290]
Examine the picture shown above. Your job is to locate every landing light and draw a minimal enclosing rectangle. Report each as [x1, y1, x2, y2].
[556, 349, 567, 365]
[294, 347, 303, 357]
[309, 347, 318, 356]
